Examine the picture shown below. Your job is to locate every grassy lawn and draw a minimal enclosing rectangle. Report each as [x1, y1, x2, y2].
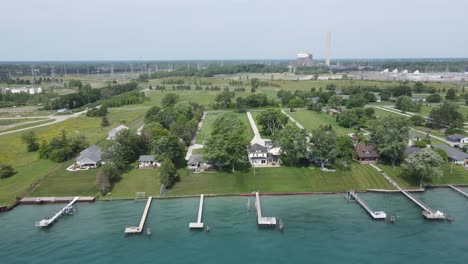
[372, 107, 407, 119]
[377, 163, 468, 188]
[0, 159, 58, 205]
[286, 109, 353, 136]
[195, 112, 253, 144]
[169, 164, 395, 195]
[30, 161, 98, 197]
[108, 168, 161, 199]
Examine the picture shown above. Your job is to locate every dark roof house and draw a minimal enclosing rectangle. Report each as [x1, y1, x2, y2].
[355, 144, 380, 163]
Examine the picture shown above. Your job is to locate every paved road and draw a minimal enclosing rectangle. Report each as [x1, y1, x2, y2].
[185, 112, 207, 160]
[246, 111, 266, 145]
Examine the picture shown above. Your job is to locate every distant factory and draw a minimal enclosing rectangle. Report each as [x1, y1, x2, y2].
[289, 32, 332, 68]
[289, 53, 314, 67]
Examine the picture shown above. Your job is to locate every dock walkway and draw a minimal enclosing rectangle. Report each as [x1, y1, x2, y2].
[369, 164, 445, 220]
[35, 196, 79, 228]
[189, 194, 204, 229]
[347, 191, 386, 219]
[448, 185, 468, 198]
[255, 192, 276, 226]
[125, 197, 152, 234]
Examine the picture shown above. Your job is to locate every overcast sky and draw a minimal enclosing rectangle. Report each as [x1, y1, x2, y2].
[1, 0, 467, 61]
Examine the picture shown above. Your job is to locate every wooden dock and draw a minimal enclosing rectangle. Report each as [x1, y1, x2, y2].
[255, 192, 276, 227]
[347, 191, 386, 220]
[400, 189, 446, 220]
[35, 196, 79, 228]
[21, 196, 95, 204]
[125, 197, 152, 234]
[189, 194, 204, 229]
[369, 164, 445, 220]
[448, 185, 468, 198]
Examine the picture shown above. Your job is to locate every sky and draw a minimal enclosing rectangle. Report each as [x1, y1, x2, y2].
[1, 0, 467, 61]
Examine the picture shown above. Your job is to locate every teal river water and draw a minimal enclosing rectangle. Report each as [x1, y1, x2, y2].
[1, 188, 468, 264]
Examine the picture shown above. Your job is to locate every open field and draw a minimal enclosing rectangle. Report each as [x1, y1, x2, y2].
[195, 111, 253, 144]
[0, 119, 55, 133]
[286, 109, 353, 136]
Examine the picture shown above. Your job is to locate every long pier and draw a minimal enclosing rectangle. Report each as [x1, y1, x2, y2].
[369, 164, 446, 220]
[347, 191, 386, 219]
[448, 185, 468, 198]
[189, 194, 204, 229]
[255, 192, 276, 226]
[125, 197, 152, 234]
[35, 196, 79, 228]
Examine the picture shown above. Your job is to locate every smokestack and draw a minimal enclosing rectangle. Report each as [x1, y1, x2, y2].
[326, 32, 331, 66]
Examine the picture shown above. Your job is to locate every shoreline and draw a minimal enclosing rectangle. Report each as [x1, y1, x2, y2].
[2, 184, 466, 213]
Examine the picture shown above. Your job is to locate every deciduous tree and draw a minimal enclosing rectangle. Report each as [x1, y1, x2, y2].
[257, 109, 288, 136]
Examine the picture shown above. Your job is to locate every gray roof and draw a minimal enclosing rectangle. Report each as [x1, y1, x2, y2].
[249, 143, 268, 153]
[406, 147, 422, 156]
[409, 131, 423, 140]
[311, 97, 319, 103]
[188, 154, 203, 164]
[433, 145, 468, 161]
[139, 155, 155, 162]
[77, 145, 102, 163]
[447, 134, 467, 141]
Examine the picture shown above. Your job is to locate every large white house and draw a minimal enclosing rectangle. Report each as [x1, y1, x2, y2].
[248, 143, 281, 167]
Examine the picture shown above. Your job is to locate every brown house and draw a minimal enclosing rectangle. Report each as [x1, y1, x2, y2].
[354, 144, 380, 164]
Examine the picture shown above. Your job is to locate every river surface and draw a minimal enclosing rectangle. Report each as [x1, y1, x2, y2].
[1, 188, 467, 264]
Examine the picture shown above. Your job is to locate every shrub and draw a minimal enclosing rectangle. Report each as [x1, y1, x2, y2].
[0, 164, 16, 179]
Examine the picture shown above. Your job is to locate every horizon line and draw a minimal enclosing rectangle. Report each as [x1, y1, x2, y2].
[1, 57, 468, 64]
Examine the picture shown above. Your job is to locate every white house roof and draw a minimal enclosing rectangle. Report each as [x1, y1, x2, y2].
[77, 145, 102, 164]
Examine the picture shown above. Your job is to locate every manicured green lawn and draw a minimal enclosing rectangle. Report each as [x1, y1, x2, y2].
[108, 169, 161, 199]
[169, 164, 395, 195]
[377, 163, 468, 188]
[195, 112, 253, 144]
[286, 109, 353, 136]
